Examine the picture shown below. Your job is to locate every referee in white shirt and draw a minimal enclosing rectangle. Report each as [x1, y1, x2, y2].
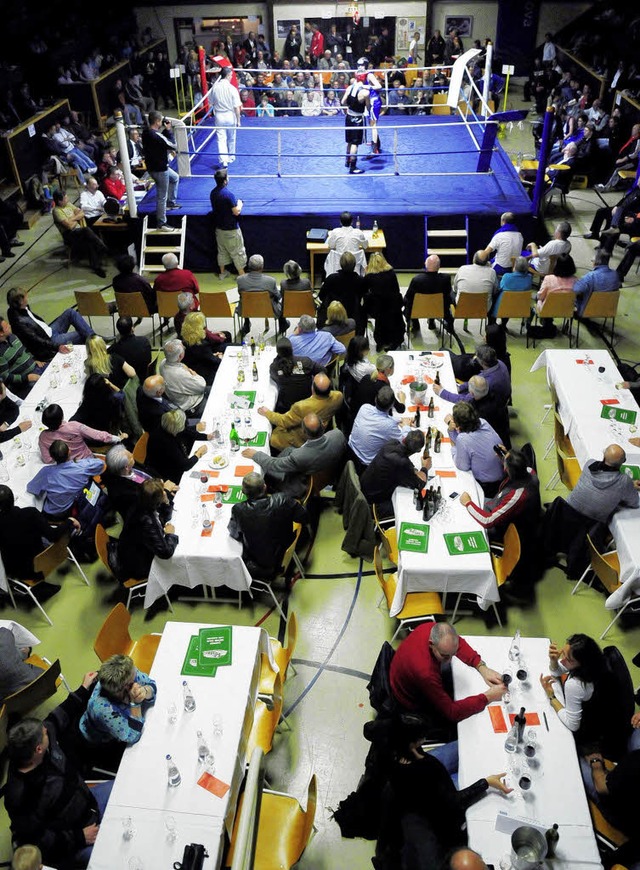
[209, 65, 242, 168]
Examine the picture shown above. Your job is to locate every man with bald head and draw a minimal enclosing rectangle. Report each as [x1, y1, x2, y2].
[228, 471, 309, 578]
[445, 848, 490, 870]
[568, 443, 639, 523]
[258, 372, 343, 451]
[136, 374, 176, 432]
[481, 211, 524, 276]
[243, 412, 346, 498]
[404, 254, 454, 334]
[390, 621, 506, 738]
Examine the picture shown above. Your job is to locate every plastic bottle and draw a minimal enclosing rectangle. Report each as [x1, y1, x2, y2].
[237, 364, 245, 384]
[504, 722, 518, 753]
[182, 680, 196, 712]
[428, 397, 435, 419]
[515, 707, 526, 743]
[372, 219, 379, 238]
[201, 505, 211, 529]
[356, 215, 361, 229]
[252, 361, 258, 382]
[166, 754, 182, 787]
[545, 824, 559, 858]
[229, 421, 240, 452]
[196, 730, 211, 763]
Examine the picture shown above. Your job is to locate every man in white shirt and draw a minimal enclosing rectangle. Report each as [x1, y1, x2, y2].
[526, 220, 572, 275]
[481, 212, 524, 276]
[209, 65, 242, 168]
[453, 252, 497, 310]
[324, 211, 369, 277]
[159, 338, 208, 416]
[79, 176, 106, 226]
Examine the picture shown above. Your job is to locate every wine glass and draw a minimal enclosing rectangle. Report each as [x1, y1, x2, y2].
[167, 702, 178, 726]
[212, 714, 224, 740]
[121, 816, 135, 841]
[165, 815, 178, 843]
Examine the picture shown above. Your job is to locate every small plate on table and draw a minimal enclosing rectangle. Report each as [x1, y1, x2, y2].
[210, 454, 229, 470]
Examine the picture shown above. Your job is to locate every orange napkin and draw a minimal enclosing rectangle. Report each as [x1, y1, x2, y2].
[207, 484, 229, 493]
[433, 352, 445, 357]
[601, 399, 620, 406]
[441, 436, 451, 444]
[200, 524, 214, 537]
[198, 770, 230, 797]
[234, 465, 253, 477]
[408, 405, 429, 412]
[198, 469, 219, 478]
[508, 712, 541, 726]
[435, 470, 457, 478]
[488, 705, 508, 733]
[401, 376, 414, 385]
[200, 494, 216, 502]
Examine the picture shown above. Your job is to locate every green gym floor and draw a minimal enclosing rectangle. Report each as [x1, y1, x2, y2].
[1, 91, 639, 867]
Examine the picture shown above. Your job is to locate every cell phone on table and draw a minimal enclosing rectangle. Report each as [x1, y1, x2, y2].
[449, 491, 459, 499]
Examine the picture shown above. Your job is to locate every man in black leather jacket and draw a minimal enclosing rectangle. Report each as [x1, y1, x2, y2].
[7, 286, 94, 361]
[228, 471, 308, 578]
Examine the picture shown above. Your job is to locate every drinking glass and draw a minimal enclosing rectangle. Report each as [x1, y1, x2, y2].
[121, 816, 135, 841]
[165, 815, 178, 843]
[167, 702, 178, 726]
[128, 858, 144, 870]
[212, 714, 224, 740]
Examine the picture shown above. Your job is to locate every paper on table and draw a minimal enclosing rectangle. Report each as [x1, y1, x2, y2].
[201, 525, 214, 537]
[198, 770, 231, 799]
[435, 470, 457, 478]
[508, 711, 541, 726]
[601, 399, 620, 405]
[488, 705, 508, 733]
[234, 465, 254, 477]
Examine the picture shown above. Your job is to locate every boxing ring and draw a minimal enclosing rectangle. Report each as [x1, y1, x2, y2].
[136, 51, 534, 271]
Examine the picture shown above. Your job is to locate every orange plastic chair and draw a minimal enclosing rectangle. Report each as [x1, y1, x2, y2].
[258, 612, 298, 696]
[374, 545, 444, 641]
[93, 602, 162, 674]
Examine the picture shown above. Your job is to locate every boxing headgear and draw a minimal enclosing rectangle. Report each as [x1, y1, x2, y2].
[356, 57, 369, 83]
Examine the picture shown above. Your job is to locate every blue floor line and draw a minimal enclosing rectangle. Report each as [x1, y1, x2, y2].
[283, 559, 363, 717]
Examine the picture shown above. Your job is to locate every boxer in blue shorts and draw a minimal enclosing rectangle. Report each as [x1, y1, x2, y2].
[356, 57, 383, 157]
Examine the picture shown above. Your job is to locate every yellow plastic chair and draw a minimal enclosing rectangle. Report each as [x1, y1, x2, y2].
[199, 291, 237, 333]
[575, 290, 620, 346]
[282, 290, 316, 321]
[546, 412, 575, 489]
[239, 290, 276, 335]
[246, 672, 287, 757]
[155, 290, 178, 339]
[450, 291, 488, 339]
[132, 431, 149, 465]
[408, 294, 444, 347]
[259, 612, 298, 696]
[3, 659, 62, 718]
[225, 775, 317, 870]
[93, 602, 162, 673]
[373, 544, 444, 641]
[6, 533, 89, 627]
[555, 443, 581, 491]
[115, 291, 156, 344]
[572, 535, 640, 639]
[372, 503, 398, 565]
[432, 93, 451, 115]
[74, 289, 116, 333]
[493, 291, 534, 329]
[248, 524, 305, 619]
[528, 291, 576, 348]
[450, 524, 521, 626]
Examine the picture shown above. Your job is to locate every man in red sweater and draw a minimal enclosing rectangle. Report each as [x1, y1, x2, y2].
[153, 253, 200, 298]
[390, 622, 506, 726]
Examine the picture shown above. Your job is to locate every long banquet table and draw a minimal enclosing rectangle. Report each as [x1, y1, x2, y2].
[388, 351, 499, 615]
[88, 621, 269, 869]
[0, 347, 87, 593]
[454, 635, 602, 868]
[145, 346, 278, 607]
[531, 348, 640, 610]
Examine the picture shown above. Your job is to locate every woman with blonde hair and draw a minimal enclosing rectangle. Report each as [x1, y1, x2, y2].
[181, 311, 222, 385]
[146, 408, 209, 485]
[362, 252, 405, 351]
[84, 334, 135, 389]
[322, 300, 356, 337]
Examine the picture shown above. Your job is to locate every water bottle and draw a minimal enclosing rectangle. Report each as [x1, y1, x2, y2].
[372, 219, 379, 238]
[356, 215, 361, 229]
[201, 505, 211, 529]
[504, 721, 518, 753]
[508, 628, 521, 662]
[196, 730, 211, 763]
[182, 680, 196, 712]
[166, 754, 182, 787]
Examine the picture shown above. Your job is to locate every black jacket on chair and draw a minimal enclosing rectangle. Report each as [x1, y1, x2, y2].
[116, 502, 178, 580]
[136, 388, 175, 432]
[228, 492, 308, 577]
[8, 306, 59, 361]
[0, 506, 73, 580]
[146, 426, 206, 485]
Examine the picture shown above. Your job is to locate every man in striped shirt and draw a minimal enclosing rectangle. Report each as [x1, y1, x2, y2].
[0, 317, 47, 398]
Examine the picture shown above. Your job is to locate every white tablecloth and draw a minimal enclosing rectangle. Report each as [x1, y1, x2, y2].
[388, 351, 498, 615]
[145, 347, 277, 607]
[531, 349, 640, 609]
[453, 635, 602, 868]
[0, 348, 87, 592]
[88, 621, 268, 870]
[0, 619, 40, 647]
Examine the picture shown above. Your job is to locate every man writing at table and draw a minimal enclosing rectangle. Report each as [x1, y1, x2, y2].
[390, 622, 507, 740]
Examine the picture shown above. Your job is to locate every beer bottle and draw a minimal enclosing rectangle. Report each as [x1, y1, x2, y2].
[434, 371, 441, 386]
[428, 396, 435, 419]
[434, 431, 442, 453]
[415, 405, 421, 428]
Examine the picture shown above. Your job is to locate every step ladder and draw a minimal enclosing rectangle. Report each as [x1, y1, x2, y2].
[139, 214, 187, 276]
[425, 215, 469, 275]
